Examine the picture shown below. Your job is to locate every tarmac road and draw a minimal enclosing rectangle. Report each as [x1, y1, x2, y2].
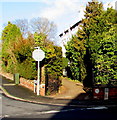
[0, 75, 117, 120]
[1, 92, 117, 120]
[1, 92, 62, 119]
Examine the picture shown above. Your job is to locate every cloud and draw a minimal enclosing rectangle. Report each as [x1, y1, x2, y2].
[103, 0, 116, 9]
[41, 0, 116, 21]
[40, 0, 85, 21]
[0, 0, 40, 2]
[38, 0, 86, 35]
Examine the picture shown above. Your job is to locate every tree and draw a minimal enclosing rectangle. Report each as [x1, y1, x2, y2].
[13, 19, 29, 38]
[84, 4, 117, 85]
[2, 18, 63, 94]
[13, 36, 36, 79]
[66, 0, 117, 86]
[2, 22, 22, 72]
[66, 35, 86, 81]
[2, 22, 37, 79]
[12, 17, 57, 43]
[30, 17, 57, 41]
[34, 32, 63, 94]
[34, 32, 62, 76]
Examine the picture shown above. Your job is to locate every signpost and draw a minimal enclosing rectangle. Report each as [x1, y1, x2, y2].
[32, 47, 45, 95]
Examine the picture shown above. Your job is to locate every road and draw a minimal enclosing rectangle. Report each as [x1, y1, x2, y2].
[1, 91, 61, 119]
[0, 90, 117, 120]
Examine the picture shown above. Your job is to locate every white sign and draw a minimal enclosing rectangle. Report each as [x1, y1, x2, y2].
[32, 48, 45, 61]
[32, 47, 45, 95]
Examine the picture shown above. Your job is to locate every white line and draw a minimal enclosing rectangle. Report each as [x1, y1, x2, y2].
[40, 110, 60, 114]
[4, 114, 10, 117]
[37, 109, 75, 115]
[86, 106, 108, 110]
[2, 84, 16, 86]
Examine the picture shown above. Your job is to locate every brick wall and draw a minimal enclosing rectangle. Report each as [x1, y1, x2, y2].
[20, 78, 34, 91]
[20, 78, 45, 96]
[40, 84, 45, 96]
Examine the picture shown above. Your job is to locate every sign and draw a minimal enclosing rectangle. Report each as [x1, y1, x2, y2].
[32, 48, 45, 61]
[32, 47, 45, 95]
[104, 88, 109, 100]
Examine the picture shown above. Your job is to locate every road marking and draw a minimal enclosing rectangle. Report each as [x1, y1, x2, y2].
[12, 109, 76, 117]
[86, 106, 108, 110]
[40, 110, 60, 114]
[3, 114, 10, 117]
[37, 109, 75, 115]
[2, 84, 16, 86]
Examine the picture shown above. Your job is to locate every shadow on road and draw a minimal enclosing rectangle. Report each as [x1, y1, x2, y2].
[49, 93, 117, 120]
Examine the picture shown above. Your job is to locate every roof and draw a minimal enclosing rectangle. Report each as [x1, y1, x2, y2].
[59, 20, 81, 37]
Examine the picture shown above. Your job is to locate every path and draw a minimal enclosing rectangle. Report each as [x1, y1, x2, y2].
[48, 77, 86, 100]
[0, 66, 87, 100]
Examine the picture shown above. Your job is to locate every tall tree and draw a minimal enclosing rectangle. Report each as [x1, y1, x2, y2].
[2, 22, 22, 72]
[30, 17, 57, 41]
[66, 34, 86, 81]
[84, 3, 117, 84]
[66, 0, 117, 85]
[13, 19, 29, 38]
[12, 17, 57, 43]
[2, 22, 36, 79]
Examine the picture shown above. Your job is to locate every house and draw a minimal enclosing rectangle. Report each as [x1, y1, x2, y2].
[59, 21, 81, 57]
[59, 20, 81, 76]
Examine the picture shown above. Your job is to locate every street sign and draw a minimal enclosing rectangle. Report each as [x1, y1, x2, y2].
[32, 47, 45, 95]
[32, 48, 45, 61]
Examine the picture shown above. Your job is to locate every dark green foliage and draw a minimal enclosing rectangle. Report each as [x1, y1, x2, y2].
[93, 25, 117, 85]
[85, 5, 117, 85]
[66, 27, 86, 82]
[66, 0, 117, 86]
[46, 46, 63, 76]
[62, 57, 69, 69]
[16, 58, 36, 79]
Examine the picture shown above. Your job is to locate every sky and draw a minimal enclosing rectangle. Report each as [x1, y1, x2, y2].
[0, 0, 116, 45]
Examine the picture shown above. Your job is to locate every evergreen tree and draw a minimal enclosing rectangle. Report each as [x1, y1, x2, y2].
[66, 35, 86, 81]
[84, 4, 117, 85]
[66, 0, 117, 85]
[2, 22, 22, 72]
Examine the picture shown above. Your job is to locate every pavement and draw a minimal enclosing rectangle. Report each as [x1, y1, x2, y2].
[0, 75, 117, 107]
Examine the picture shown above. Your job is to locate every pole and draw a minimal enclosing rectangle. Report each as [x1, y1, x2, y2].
[37, 60, 40, 95]
[33, 47, 45, 95]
